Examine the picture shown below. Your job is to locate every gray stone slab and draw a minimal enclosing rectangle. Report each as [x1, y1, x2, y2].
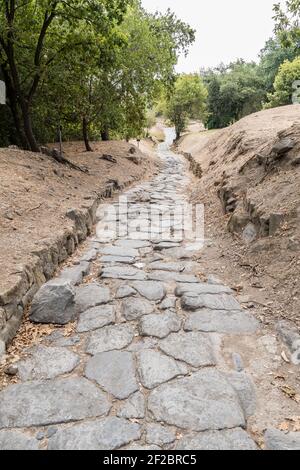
[227, 372, 256, 418]
[81, 249, 98, 262]
[100, 246, 139, 258]
[77, 305, 115, 333]
[160, 297, 176, 310]
[0, 378, 110, 428]
[139, 311, 181, 339]
[48, 417, 141, 450]
[115, 239, 151, 249]
[0, 430, 39, 450]
[175, 428, 257, 450]
[117, 392, 145, 419]
[59, 265, 85, 286]
[101, 255, 135, 264]
[131, 281, 166, 302]
[137, 349, 188, 389]
[116, 285, 136, 299]
[46, 332, 81, 347]
[181, 293, 241, 311]
[148, 262, 185, 272]
[30, 279, 76, 325]
[159, 332, 216, 367]
[101, 266, 146, 281]
[75, 283, 110, 313]
[148, 271, 198, 284]
[148, 369, 245, 431]
[265, 429, 300, 450]
[146, 423, 176, 446]
[86, 324, 135, 354]
[16, 345, 80, 381]
[121, 298, 155, 320]
[176, 283, 232, 296]
[184, 309, 259, 334]
[85, 351, 138, 399]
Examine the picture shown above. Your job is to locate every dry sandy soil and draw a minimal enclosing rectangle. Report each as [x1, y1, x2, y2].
[176, 105, 300, 330]
[0, 140, 158, 322]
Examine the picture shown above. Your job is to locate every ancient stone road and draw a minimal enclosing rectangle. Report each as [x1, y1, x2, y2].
[0, 129, 274, 450]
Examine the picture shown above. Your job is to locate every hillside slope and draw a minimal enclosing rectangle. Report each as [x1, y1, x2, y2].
[0, 141, 157, 347]
[177, 105, 300, 327]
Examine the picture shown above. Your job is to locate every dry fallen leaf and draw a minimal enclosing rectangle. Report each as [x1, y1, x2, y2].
[280, 385, 300, 403]
[281, 351, 290, 363]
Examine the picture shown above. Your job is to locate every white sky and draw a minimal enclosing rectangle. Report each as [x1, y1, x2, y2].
[141, 0, 280, 72]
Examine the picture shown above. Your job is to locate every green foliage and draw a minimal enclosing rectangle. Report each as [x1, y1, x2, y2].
[0, 0, 195, 149]
[166, 74, 208, 139]
[265, 56, 300, 107]
[273, 0, 300, 50]
[204, 61, 266, 129]
[258, 37, 298, 92]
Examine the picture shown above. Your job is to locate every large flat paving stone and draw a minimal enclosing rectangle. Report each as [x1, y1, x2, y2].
[148, 369, 245, 431]
[265, 429, 300, 450]
[0, 430, 39, 450]
[30, 279, 76, 325]
[0, 377, 110, 428]
[184, 309, 259, 334]
[175, 283, 232, 296]
[137, 349, 188, 389]
[85, 350, 138, 399]
[117, 391, 145, 419]
[181, 293, 241, 311]
[131, 281, 166, 302]
[122, 298, 155, 320]
[100, 246, 139, 258]
[148, 262, 186, 272]
[59, 265, 86, 286]
[159, 332, 216, 367]
[77, 305, 115, 333]
[16, 345, 80, 381]
[101, 255, 135, 264]
[139, 311, 181, 339]
[75, 283, 110, 313]
[146, 423, 176, 446]
[101, 266, 146, 281]
[175, 428, 257, 450]
[48, 417, 141, 450]
[116, 285, 136, 299]
[86, 324, 135, 355]
[227, 372, 256, 418]
[115, 239, 151, 249]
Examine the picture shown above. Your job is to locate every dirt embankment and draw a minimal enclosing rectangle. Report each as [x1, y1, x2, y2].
[0, 140, 158, 348]
[176, 105, 300, 328]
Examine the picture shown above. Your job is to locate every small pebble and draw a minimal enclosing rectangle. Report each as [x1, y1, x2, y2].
[36, 431, 45, 441]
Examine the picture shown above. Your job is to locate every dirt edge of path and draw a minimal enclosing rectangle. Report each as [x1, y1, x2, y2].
[0, 140, 159, 352]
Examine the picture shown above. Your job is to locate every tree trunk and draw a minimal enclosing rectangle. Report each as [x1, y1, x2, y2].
[101, 126, 110, 141]
[82, 117, 93, 152]
[20, 101, 40, 152]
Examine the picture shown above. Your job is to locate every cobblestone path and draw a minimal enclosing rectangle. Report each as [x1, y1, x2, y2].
[0, 129, 262, 450]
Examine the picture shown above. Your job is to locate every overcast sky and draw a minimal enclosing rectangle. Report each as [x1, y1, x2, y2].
[141, 0, 280, 72]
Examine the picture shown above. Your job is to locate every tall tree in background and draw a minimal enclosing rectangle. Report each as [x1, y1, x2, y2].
[258, 37, 298, 93]
[0, 0, 131, 152]
[265, 56, 300, 107]
[166, 74, 208, 139]
[204, 61, 265, 129]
